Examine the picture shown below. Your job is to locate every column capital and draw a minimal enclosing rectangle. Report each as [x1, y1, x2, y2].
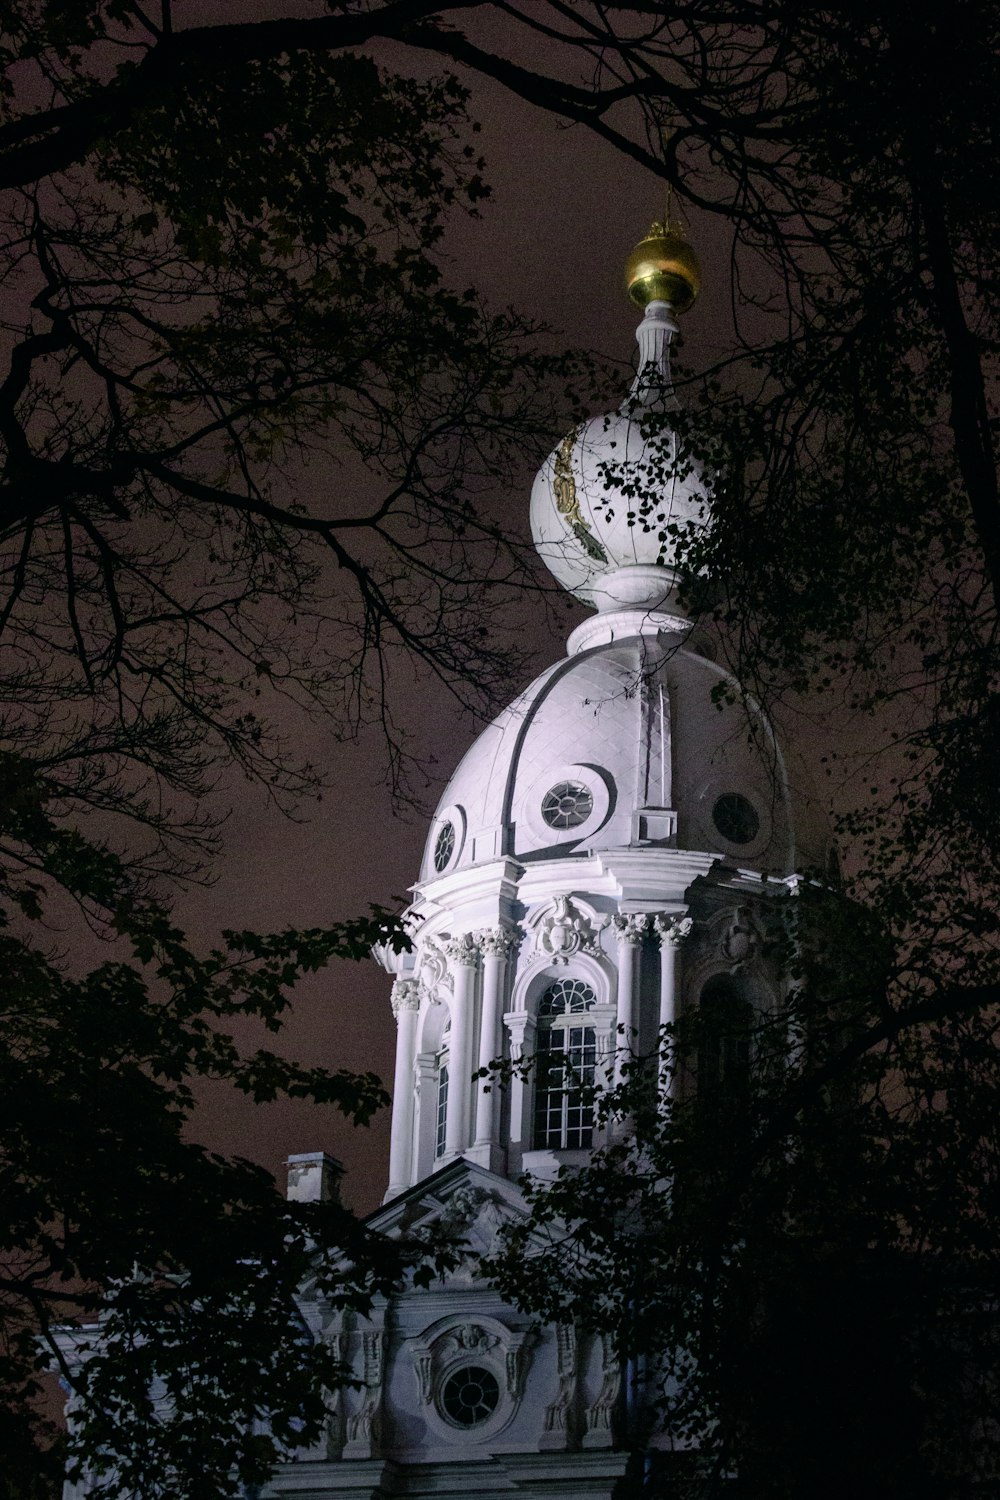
[390, 978, 422, 1018]
[613, 912, 648, 947]
[445, 932, 482, 969]
[478, 923, 521, 960]
[652, 913, 694, 947]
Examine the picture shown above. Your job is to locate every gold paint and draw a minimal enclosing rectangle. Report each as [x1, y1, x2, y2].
[552, 427, 608, 564]
[553, 429, 584, 524]
[625, 220, 701, 313]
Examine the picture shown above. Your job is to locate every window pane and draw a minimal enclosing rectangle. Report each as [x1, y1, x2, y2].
[533, 1024, 596, 1149]
[435, 1061, 449, 1159]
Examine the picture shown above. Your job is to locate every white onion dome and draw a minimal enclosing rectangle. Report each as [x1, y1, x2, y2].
[530, 224, 707, 617]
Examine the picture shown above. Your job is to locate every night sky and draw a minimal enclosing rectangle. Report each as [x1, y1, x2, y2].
[171, 17, 731, 1216]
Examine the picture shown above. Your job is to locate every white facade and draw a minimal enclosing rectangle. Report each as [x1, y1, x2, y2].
[268, 298, 830, 1498]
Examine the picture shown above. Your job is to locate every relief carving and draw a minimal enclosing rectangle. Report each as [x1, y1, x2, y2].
[582, 1331, 621, 1448]
[613, 912, 649, 947]
[533, 896, 609, 965]
[540, 1321, 578, 1448]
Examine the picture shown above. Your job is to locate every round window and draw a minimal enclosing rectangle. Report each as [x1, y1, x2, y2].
[712, 793, 760, 846]
[440, 1364, 501, 1427]
[433, 820, 456, 872]
[541, 780, 594, 831]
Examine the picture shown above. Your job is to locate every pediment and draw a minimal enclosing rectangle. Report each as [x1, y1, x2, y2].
[368, 1158, 529, 1256]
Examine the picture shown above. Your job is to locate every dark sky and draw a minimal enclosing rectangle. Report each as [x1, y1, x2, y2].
[169, 13, 731, 1217]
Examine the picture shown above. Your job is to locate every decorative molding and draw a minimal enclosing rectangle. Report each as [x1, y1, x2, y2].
[541, 1321, 578, 1448]
[414, 1349, 433, 1405]
[418, 934, 451, 988]
[445, 931, 483, 969]
[652, 913, 694, 947]
[390, 978, 422, 1018]
[439, 1185, 491, 1235]
[324, 1326, 346, 1459]
[532, 896, 609, 966]
[407, 1314, 533, 1440]
[581, 1331, 620, 1448]
[504, 1010, 536, 1064]
[504, 1333, 534, 1402]
[613, 912, 648, 947]
[720, 905, 761, 965]
[344, 1327, 384, 1458]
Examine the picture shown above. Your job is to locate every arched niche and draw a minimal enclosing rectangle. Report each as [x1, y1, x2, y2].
[413, 996, 452, 1181]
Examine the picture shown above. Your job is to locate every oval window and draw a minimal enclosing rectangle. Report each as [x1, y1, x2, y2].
[541, 780, 594, 831]
[433, 820, 456, 872]
[712, 793, 760, 846]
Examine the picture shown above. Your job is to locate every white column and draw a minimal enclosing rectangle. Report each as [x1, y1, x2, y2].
[653, 915, 693, 1099]
[503, 1009, 536, 1171]
[613, 914, 647, 1081]
[443, 934, 481, 1159]
[386, 979, 421, 1200]
[473, 926, 516, 1165]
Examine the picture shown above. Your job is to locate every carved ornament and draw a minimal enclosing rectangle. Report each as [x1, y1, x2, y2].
[390, 978, 422, 1018]
[534, 896, 608, 965]
[418, 934, 450, 988]
[445, 931, 482, 969]
[479, 924, 521, 961]
[653, 913, 694, 947]
[720, 905, 761, 965]
[613, 912, 649, 947]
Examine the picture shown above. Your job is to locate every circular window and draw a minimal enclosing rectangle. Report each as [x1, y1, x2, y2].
[433, 821, 456, 873]
[712, 793, 760, 846]
[541, 780, 594, 831]
[440, 1364, 501, 1427]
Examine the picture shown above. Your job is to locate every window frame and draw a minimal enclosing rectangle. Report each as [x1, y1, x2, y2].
[532, 977, 599, 1151]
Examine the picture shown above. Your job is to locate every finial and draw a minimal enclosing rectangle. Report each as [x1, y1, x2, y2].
[625, 218, 701, 314]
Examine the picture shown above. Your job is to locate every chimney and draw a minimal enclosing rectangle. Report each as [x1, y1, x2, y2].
[285, 1151, 341, 1204]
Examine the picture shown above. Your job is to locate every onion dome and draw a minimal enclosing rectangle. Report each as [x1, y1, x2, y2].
[530, 221, 707, 620]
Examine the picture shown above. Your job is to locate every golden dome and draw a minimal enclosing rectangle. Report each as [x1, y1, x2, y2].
[625, 219, 701, 314]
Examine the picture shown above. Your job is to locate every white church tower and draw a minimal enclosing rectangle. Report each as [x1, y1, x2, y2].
[269, 222, 831, 1498]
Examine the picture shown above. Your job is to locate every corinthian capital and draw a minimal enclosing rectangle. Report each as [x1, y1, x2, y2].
[613, 913, 648, 947]
[479, 924, 521, 960]
[653, 913, 694, 947]
[390, 979, 422, 1018]
[445, 932, 482, 969]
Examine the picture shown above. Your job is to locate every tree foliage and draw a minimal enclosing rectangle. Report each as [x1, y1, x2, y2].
[0, 3, 599, 1491]
[1, 749, 452, 1498]
[488, 890, 1000, 1497]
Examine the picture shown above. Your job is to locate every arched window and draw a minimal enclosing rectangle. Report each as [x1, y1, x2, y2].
[533, 978, 598, 1150]
[434, 1020, 450, 1161]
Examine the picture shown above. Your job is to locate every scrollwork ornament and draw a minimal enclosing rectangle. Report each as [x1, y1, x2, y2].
[419, 934, 449, 987]
[536, 896, 607, 963]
